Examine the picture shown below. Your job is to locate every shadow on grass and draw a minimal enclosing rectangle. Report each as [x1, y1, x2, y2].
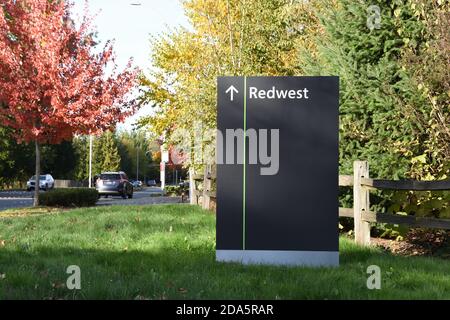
[1, 241, 449, 300]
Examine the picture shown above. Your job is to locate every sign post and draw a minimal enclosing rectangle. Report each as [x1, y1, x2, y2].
[160, 147, 169, 190]
[216, 76, 339, 267]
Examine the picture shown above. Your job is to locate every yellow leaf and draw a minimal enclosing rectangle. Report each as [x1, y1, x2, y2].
[411, 154, 427, 164]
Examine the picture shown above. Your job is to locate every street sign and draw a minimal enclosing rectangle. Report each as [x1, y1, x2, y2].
[216, 76, 339, 267]
[162, 150, 169, 163]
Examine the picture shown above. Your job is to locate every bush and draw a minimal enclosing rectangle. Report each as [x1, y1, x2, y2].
[164, 185, 182, 196]
[165, 184, 190, 196]
[39, 188, 98, 208]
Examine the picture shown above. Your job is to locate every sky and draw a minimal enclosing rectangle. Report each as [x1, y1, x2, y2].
[71, 0, 189, 130]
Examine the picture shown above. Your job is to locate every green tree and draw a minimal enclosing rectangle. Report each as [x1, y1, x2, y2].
[73, 135, 90, 181]
[117, 130, 156, 180]
[299, 0, 445, 179]
[1, 126, 78, 185]
[40, 141, 77, 179]
[399, 0, 449, 179]
[0, 126, 36, 186]
[117, 134, 133, 177]
[298, 0, 449, 220]
[94, 131, 121, 174]
[141, 0, 448, 184]
[139, 0, 322, 166]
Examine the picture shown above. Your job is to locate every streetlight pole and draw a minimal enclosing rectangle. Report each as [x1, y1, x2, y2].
[88, 135, 93, 188]
[136, 147, 139, 181]
[160, 145, 167, 190]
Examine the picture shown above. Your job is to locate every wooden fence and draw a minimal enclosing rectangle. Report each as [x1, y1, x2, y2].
[189, 160, 450, 246]
[190, 164, 217, 210]
[340, 161, 450, 245]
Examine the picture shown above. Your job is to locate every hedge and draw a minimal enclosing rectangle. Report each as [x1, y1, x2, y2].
[39, 188, 98, 208]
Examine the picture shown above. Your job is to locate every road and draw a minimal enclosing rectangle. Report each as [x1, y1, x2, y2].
[0, 191, 33, 211]
[0, 187, 181, 211]
[96, 187, 181, 206]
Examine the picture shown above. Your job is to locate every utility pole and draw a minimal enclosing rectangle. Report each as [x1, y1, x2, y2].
[88, 135, 93, 188]
[136, 147, 139, 181]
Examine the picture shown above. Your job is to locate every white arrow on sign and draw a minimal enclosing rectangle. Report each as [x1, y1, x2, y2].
[225, 85, 239, 101]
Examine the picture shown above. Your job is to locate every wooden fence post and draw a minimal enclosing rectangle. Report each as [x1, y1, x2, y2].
[189, 168, 197, 205]
[353, 161, 371, 245]
[202, 165, 212, 210]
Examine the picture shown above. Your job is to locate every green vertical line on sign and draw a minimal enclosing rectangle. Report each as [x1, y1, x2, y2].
[243, 76, 247, 251]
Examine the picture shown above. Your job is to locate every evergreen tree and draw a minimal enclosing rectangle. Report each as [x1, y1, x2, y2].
[0, 126, 36, 185]
[93, 131, 121, 174]
[101, 131, 121, 172]
[300, 0, 434, 179]
[117, 130, 155, 180]
[73, 135, 90, 181]
[40, 141, 77, 179]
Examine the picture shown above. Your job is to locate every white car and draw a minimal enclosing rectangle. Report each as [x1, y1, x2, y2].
[27, 174, 55, 191]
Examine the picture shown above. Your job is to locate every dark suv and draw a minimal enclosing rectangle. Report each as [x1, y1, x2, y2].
[96, 172, 133, 199]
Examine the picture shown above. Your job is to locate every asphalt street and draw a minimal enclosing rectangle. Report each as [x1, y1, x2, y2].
[0, 187, 181, 211]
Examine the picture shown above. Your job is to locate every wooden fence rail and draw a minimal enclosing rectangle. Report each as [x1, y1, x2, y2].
[189, 161, 450, 245]
[342, 160, 450, 245]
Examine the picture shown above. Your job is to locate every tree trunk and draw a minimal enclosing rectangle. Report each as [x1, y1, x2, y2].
[33, 140, 41, 207]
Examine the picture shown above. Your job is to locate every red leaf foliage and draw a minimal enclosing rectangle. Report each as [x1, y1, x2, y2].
[0, 0, 139, 144]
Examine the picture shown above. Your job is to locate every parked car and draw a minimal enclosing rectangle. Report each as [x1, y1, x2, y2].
[96, 172, 133, 199]
[147, 179, 157, 187]
[179, 180, 189, 188]
[132, 180, 143, 188]
[27, 174, 54, 191]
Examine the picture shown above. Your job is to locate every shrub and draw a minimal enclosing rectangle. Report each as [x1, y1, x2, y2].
[164, 185, 182, 196]
[39, 188, 98, 208]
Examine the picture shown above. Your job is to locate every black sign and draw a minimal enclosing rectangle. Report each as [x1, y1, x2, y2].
[216, 76, 339, 266]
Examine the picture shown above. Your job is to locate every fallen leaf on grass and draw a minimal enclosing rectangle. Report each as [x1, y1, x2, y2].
[51, 282, 65, 289]
[0, 240, 5, 247]
[178, 288, 188, 294]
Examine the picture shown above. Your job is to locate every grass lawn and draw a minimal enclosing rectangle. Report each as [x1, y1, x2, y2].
[0, 204, 449, 299]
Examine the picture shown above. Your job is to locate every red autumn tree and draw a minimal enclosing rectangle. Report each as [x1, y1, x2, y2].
[0, 0, 139, 205]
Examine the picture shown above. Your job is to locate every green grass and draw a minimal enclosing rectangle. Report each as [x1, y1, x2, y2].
[0, 204, 449, 299]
